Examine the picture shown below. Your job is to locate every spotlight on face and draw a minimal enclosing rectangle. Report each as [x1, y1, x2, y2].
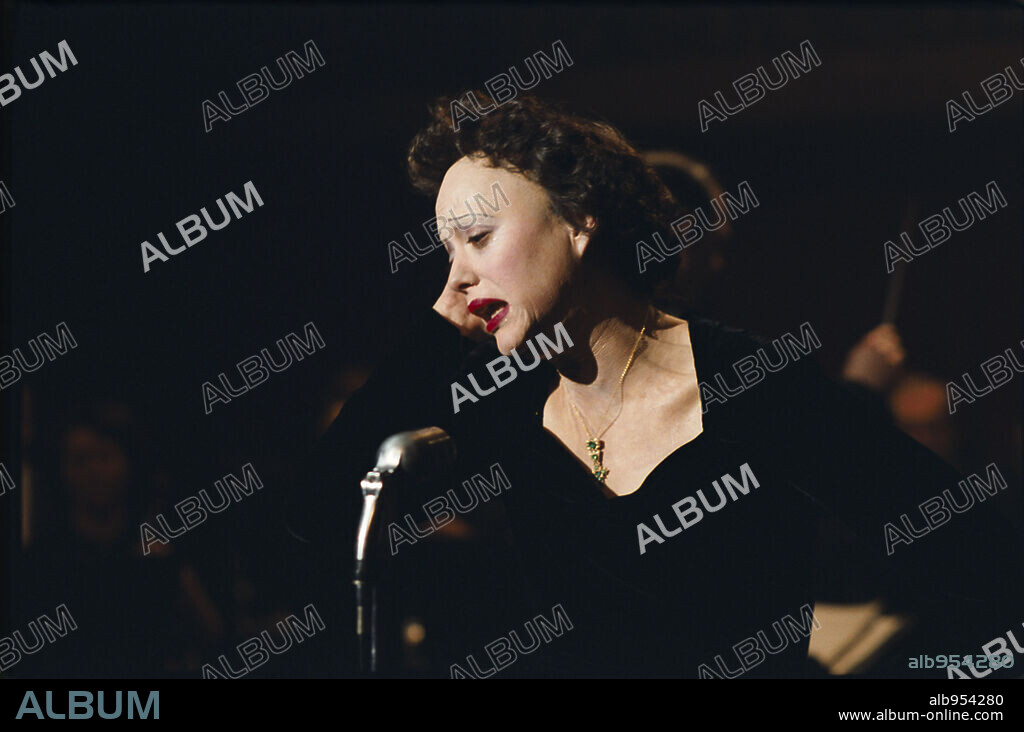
[434, 155, 588, 355]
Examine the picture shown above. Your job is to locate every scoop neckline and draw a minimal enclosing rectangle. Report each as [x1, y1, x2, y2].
[525, 316, 716, 501]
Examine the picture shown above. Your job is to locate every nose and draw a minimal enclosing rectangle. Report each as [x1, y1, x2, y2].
[445, 246, 477, 294]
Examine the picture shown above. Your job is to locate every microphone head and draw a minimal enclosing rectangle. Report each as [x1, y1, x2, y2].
[374, 426, 456, 477]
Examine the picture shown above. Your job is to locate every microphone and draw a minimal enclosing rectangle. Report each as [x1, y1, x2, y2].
[356, 426, 455, 562]
[353, 426, 455, 674]
[372, 426, 457, 477]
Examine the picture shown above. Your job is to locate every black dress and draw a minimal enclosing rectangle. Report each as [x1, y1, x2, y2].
[285, 310, 1022, 678]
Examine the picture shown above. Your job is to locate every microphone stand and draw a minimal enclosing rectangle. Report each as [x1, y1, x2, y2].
[352, 427, 455, 676]
[354, 467, 387, 675]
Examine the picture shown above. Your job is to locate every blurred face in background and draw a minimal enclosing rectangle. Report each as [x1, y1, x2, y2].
[62, 426, 130, 510]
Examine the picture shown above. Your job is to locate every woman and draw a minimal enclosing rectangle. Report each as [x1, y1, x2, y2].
[287, 90, 1020, 678]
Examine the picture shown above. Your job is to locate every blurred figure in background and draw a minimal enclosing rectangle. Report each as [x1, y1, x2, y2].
[643, 148, 961, 465]
[13, 400, 223, 677]
[642, 150, 733, 318]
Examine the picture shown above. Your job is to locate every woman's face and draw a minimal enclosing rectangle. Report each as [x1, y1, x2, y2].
[62, 426, 129, 508]
[435, 155, 590, 355]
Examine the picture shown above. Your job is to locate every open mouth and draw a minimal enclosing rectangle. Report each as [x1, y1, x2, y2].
[468, 298, 510, 333]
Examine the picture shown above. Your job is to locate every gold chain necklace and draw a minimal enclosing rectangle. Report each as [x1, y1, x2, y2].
[565, 312, 649, 483]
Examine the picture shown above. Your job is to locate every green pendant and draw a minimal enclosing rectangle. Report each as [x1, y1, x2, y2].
[585, 439, 607, 482]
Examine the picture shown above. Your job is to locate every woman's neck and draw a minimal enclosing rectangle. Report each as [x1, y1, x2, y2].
[547, 275, 655, 406]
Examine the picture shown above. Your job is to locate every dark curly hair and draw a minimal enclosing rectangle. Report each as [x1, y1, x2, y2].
[406, 89, 688, 298]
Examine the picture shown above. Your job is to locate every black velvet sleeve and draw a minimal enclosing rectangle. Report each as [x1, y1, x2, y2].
[282, 309, 472, 554]
[746, 352, 1022, 609]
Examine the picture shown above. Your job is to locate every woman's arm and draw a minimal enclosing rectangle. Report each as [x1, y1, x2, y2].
[744, 349, 1021, 608]
[283, 308, 473, 552]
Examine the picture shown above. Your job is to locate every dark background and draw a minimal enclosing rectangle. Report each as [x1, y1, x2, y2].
[1, 2, 1021, 677]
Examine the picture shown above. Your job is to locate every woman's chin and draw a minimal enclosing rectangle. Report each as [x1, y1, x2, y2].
[494, 335, 515, 356]
[493, 326, 525, 357]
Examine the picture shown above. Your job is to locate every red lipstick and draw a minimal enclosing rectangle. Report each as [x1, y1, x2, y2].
[468, 298, 510, 333]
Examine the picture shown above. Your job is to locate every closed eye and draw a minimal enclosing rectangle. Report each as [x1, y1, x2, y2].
[446, 232, 489, 265]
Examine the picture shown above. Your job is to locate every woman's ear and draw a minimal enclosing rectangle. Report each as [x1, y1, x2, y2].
[570, 215, 597, 259]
